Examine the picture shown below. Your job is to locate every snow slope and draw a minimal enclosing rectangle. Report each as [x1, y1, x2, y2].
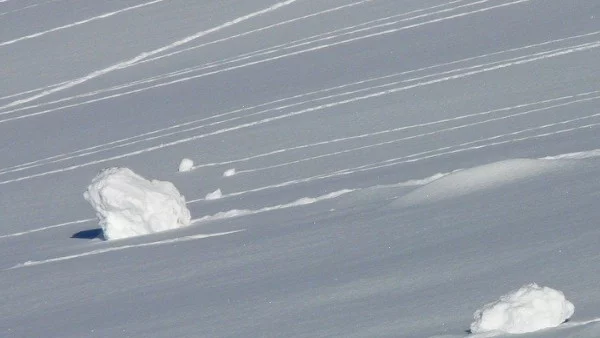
[1, 0, 599, 337]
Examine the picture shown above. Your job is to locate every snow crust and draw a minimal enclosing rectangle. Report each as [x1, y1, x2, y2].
[178, 158, 194, 172]
[83, 168, 191, 240]
[471, 283, 575, 334]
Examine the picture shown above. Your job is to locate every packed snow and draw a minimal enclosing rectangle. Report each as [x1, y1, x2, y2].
[178, 158, 194, 172]
[83, 168, 191, 240]
[471, 283, 575, 334]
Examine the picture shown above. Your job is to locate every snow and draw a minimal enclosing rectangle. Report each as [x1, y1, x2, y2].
[178, 158, 194, 172]
[471, 283, 575, 334]
[223, 168, 236, 177]
[205, 188, 222, 200]
[394, 159, 564, 206]
[83, 168, 191, 240]
[1, 0, 600, 337]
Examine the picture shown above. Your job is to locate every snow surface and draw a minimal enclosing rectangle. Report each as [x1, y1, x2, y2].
[1, 0, 600, 337]
[178, 158, 194, 172]
[471, 283, 575, 334]
[84, 167, 191, 240]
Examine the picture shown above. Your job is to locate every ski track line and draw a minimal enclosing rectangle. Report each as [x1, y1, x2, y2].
[8, 230, 245, 269]
[235, 94, 600, 175]
[193, 189, 355, 224]
[135, 0, 469, 66]
[0, 38, 597, 186]
[6, 188, 356, 268]
[0, 171, 439, 241]
[0, 81, 69, 102]
[0, 0, 452, 115]
[196, 0, 489, 68]
[0, 218, 95, 240]
[0, 0, 530, 118]
[194, 119, 600, 203]
[6, 21, 598, 121]
[0, 0, 66, 17]
[0, 0, 167, 47]
[0, 0, 298, 110]
[0, 0, 380, 117]
[3, 29, 597, 176]
[2, 41, 587, 177]
[347, 116, 600, 174]
[191, 89, 600, 171]
[0, 0, 495, 119]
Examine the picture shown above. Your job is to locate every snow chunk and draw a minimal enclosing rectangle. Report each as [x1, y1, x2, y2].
[178, 158, 194, 172]
[471, 283, 574, 334]
[223, 168, 236, 177]
[205, 188, 222, 200]
[84, 167, 191, 240]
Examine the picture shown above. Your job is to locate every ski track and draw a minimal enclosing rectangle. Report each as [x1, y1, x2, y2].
[190, 89, 600, 172]
[0, 0, 299, 109]
[0, 0, 530, 119]
[0, 218, 95, 239]
[0, 0, 67, 18]
[133, 0, 468, 66]
[8, 230, 245, 270]
[0, 172, 435, 241]
[234, 94, 600, 175]
[2, 28, 597, 176]
[0, 0, 462, 103]
[0, 0, 168, 47]
[2, 111, 597, 244]
[0, 36, 598, 186]
[3, 40, 596, 177]
[5, 189, 355, 268]
[189, 120, 600, 203]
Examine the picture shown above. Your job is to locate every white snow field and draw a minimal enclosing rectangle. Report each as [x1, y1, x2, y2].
[1, 0, 599, 337]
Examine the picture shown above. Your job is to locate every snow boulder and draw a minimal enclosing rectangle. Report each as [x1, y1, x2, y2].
[178, 158, 194, 172]
[470, 283, 574, 334]
[84, 167, 191, 240]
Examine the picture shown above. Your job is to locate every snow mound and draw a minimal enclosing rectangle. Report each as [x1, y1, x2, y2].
[223, 168, 236, 177]
[395, 159, 563, 206]
[178, 158, 194, 172]
[471, 283, 575, 334]
[84, 168, 192, 240]
[205, 188, 222, 200]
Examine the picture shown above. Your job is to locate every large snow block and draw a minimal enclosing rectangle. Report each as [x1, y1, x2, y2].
[470, 283, 574, 334]
[84, 168, 191, 240]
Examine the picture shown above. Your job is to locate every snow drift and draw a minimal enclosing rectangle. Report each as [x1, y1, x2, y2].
[84, 167, 191, 240]
[395, 159, 564, 207]
[470, 283, 575, 334]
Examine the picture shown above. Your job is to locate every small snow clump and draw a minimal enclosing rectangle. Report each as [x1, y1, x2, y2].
[223, 168, 236, 177]
[178, 158, 194, 172]
[84, 167, 191, 240]
[470, 283, 574, 334]
[205, 188, 222, 200]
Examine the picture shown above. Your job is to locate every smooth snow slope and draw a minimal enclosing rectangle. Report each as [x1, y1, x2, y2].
[1, 0, 599, 337]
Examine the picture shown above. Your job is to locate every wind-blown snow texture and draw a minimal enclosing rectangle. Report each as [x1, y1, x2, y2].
[1, 0, 599, 337]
